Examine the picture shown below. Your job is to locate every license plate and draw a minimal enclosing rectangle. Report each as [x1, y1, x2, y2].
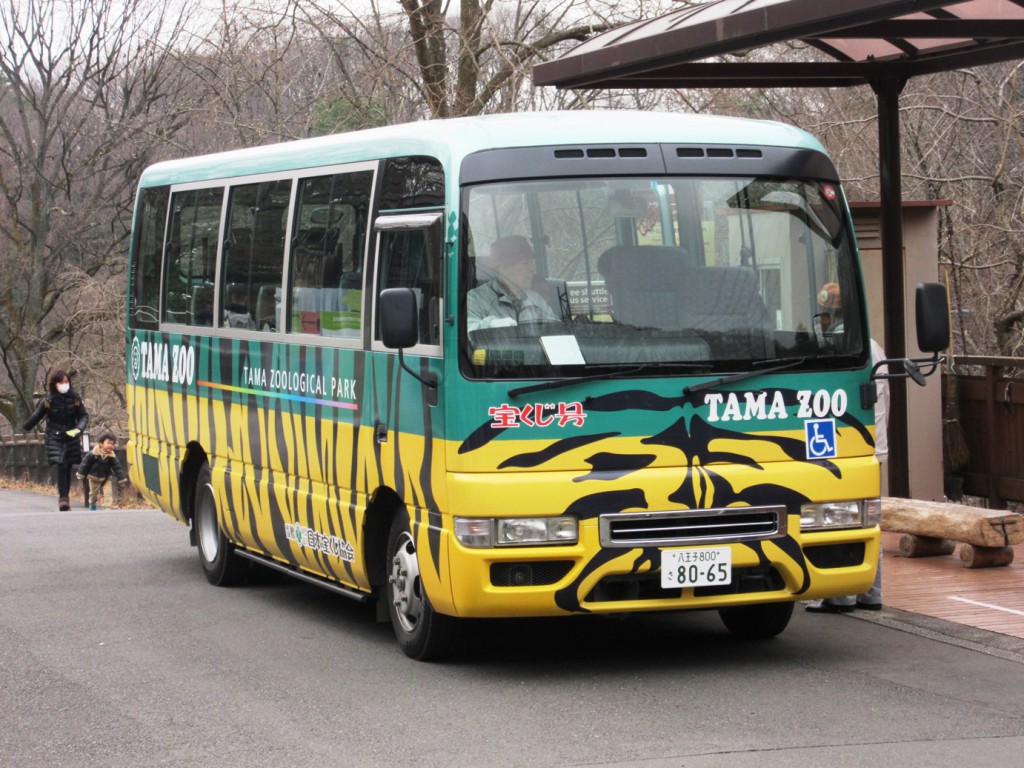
[661, 547, 732, 588]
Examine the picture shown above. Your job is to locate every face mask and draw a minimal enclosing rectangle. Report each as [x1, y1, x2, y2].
[56, 383, 70, 394]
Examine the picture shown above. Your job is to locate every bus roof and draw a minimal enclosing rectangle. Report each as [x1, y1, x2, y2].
[138, 110, 826, 188]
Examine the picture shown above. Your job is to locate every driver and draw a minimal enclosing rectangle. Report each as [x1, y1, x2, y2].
[467, 235, 557, 332]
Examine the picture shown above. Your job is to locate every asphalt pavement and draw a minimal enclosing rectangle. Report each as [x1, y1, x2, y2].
[3, 487, 1024, 767]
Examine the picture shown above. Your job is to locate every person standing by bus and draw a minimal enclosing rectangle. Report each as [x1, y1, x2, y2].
[23, 369, 89, 511]
[807, 337, 888, 613]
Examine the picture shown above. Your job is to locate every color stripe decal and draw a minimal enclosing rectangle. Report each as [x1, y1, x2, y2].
[198, 380, 359, 410]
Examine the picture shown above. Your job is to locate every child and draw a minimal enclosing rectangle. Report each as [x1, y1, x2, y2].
[76, 433, 128, 510]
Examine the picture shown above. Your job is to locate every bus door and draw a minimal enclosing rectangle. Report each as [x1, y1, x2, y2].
[367, 213, 446, 503]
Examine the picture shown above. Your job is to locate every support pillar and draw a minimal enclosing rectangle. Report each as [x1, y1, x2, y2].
[873, 77, 910, 498]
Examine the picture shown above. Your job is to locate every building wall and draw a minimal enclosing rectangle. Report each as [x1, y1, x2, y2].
[853, 203, 945, 501]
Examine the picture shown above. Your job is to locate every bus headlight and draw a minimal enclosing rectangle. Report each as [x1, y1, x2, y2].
[454, 517, 578, 547]
[800, 499, 880, 530]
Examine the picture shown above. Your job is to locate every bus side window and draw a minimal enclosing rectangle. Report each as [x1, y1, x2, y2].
[128, 186, 168, 330]
[221, 179, 290, 332]
[163, 187, 223, 327]
[288, 170, 372, 338]
[375, 227, 441, 346]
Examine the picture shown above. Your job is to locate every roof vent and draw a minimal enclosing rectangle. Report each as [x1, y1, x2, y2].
[677, 147, 763, 159]
[553, 147, 649, 159]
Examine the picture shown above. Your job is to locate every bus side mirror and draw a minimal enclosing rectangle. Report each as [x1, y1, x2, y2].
[379, 287, 419, 349]
[379, 287, 437, 398]
[862, 282, 949, 410]
[915, 282, 950, 353]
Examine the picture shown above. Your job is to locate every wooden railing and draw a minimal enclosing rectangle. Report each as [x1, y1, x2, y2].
[0, 433, 129, 489]
[0, 434, 53, 485]
[945, 356, 1024, 508]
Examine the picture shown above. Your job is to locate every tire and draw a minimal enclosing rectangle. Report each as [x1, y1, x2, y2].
[386, 509, 458, 660]
[193, 463, 248, 586]
[719, 601, 794, 640]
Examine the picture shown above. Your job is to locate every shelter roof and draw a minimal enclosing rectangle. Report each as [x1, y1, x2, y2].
[534, 0, 1024, 89]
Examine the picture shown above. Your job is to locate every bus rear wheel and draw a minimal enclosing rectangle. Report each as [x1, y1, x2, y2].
[719, 601, 794, 640]
[194, 464, 247, 586]
[386, 510, 457, 660]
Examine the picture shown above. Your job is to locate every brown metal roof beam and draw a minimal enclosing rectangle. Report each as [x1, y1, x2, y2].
[533, 0, 969, 87]
[593, 77, 869, 89]
[605, 61, 900, 88]
[898, 38, 1024, 75]
[814, 20, 1024, 38]
[574, 39, 1024, 91]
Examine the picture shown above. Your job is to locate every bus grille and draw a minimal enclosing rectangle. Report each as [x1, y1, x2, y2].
[599, 506, 786, 548]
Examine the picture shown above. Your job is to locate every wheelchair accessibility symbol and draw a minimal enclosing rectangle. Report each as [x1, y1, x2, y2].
[805, 419, 838, 460]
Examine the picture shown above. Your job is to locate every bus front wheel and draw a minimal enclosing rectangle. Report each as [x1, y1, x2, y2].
[719, 601, 794, 640]
[194, 464, 247, 587]
[386, 510, 457, 660]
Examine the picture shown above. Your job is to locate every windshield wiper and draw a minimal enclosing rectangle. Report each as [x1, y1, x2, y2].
[682, 357, 807, 397]
[508, 363, 708, 398]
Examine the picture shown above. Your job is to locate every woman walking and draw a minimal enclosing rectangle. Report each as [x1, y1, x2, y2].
[23, 369, 89, 511]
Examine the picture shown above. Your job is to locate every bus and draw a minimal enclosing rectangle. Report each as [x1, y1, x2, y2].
[126, 111, 948, 659]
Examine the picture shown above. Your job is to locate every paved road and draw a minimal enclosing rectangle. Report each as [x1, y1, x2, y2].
[3, 488, 1024, 767]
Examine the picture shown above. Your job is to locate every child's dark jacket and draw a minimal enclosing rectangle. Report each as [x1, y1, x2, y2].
[78, 445, 128, 482]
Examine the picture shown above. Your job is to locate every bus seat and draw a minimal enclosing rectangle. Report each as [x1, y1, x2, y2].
[473, 257, 498, 287]
[532, 276, 569, 320]
[678, 266, 774, 358]
[597, 245, 692, 329]
[190, 284, 214, 326]
[256, 284, 278, 331]
[223, 282, 255, 329]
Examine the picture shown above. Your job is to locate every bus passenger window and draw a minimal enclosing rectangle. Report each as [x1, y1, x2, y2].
[289, 170, 372, 338]
[129, 186, 168, 330]
[221, 179, 291, 332]
[163, 187, 223, 327]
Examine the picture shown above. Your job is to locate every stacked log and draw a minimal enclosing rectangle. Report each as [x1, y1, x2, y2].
[881, 498, 1023, 568]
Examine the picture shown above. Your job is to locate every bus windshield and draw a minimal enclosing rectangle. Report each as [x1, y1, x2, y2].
[461, 175, 863, 378]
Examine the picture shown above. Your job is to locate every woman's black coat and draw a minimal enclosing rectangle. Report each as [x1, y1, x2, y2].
[23, 390, 89, 466]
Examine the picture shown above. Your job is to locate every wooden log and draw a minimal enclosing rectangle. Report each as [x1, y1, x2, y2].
[881, 498, 1024, 547]
[898, 534, 956, 558]
[959, 544, 1015, 568]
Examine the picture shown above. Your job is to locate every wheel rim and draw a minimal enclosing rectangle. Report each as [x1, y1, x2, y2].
[196, 482, 219, 564]
[389, 531, 423, 633]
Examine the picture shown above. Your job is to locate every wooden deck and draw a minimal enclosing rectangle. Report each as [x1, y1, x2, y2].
[881, 531, 1024, 639]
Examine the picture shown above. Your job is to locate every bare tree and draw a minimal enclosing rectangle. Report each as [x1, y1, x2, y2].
[0, 0, 200, 429]
[175, 1, 343, 148]
[300, 0, 633, 121]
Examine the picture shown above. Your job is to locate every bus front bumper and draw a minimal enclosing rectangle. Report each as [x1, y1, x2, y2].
[428, 517, 879, 619]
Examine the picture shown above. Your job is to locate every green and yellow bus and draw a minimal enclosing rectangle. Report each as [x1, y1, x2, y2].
[126, 111, 947, 659]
